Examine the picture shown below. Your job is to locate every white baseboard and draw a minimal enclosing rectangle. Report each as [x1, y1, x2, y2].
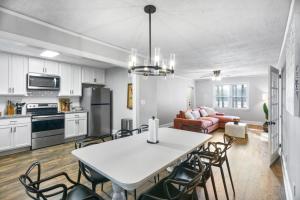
[160, 122, 173, 128]
[282, 157, 293, 200]
[240, 120, 263, 126]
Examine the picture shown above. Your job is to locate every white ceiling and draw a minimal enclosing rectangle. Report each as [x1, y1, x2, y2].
[0, 0, 291, 79]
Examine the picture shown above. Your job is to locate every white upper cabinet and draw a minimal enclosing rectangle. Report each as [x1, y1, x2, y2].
[0, 53, 10, 95]
[9, 55, 28, 95]
[0, 53, 27, 96]
[29, 58, 59, 75]
[82, 67, 105, 85]
[44, 60, 59, 75]
[59, 63, 82, 96]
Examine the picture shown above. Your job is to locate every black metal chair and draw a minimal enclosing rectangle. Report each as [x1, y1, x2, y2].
[113, 129, 133, 139]
[138, 124, 149, 133]
[173, 150, 219, 200]
[138, 153, 205, 200]
[198, 135, 235, 200]
[75, 140, 110, 193]
[19, 161, 104, 200]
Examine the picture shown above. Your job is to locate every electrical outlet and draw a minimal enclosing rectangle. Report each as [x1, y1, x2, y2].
[293, 183, 296, 197]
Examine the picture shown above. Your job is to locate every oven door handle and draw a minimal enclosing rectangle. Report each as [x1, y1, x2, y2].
[32, 115, 64, 122]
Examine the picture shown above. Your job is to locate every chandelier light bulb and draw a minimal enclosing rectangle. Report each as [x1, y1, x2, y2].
[154, 48, 160, 66]
[169, 54, 175, 69]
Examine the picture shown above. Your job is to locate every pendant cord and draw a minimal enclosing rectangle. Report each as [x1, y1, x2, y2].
[149, 12, 152, 65]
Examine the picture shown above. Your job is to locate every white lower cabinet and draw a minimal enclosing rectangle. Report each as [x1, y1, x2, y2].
[0, 117, 31, 152]
[65, 113, 87, 139]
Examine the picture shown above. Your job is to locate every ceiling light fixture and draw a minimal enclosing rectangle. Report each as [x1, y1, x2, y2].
[211, 70, 222, 81]
[128, 5, 175, 77]
[40, 50, 60, 58]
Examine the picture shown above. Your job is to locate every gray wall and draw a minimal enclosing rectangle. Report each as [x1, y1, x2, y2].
[157, 77, 195, 125]
[105, 67, 132, 131]
[195, 76, 268, 123]
[136, 76, 195, 126]
[280, 1, 300, 199]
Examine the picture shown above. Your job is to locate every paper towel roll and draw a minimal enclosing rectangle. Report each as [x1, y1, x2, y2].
[148, 117, 159, 143]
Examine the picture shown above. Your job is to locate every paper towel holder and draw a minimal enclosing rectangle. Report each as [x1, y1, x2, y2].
[147, 140, 159, 144]
[147, 116, 159, 144]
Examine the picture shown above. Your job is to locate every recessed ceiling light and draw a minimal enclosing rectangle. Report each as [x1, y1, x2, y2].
[40, 50, 60, 58]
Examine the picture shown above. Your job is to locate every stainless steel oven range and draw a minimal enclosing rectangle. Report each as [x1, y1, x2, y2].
[27, 103, 64, 150]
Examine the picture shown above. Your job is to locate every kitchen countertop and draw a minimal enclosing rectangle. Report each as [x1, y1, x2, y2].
[0, 114, 32, 120]
[60, 110, 88, 114]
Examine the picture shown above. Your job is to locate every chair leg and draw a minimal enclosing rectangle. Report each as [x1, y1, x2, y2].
[125, 190, 128, 200]
[134, 189, 137, 200]
[220, 165, 229, 200]
[101, 183, 104, 192]
[154, 176, 157, 183]
[203, 184, 209, 200]
[92, 183, 96, 192]
[77, 167, 81, 183]
[226, 156, 235, 196]
[210, 167, 218, 200]
[157, 174, 160, 181]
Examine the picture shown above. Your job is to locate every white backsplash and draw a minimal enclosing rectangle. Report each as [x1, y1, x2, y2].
[0, 91, 80, 115]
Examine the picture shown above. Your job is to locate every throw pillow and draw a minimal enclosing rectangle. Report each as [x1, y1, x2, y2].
[185, 111, 195, 120]
[191, 110, 201, 119]
[200, 109, 209, 117]
[204, 106, 216, 115]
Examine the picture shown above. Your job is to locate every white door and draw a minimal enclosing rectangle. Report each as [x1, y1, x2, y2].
[0, 53, 10, 94]
[13, 124, 31, 148]
[78, 118, 87, 136]
[65, 119, 77, 138]
[29, 58, 45, 73]
[0, 126, 13, 151]
[59, 63, 72, 96]
[45, 60, 59, 75]
[9, 55, 26, 95]
[72, 65, 82, 96]
[269, 66, 280, 165]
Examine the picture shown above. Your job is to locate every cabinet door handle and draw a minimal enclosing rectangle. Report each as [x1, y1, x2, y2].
[8, 88, 11, 93]
[14, 127, 16, 132]
[94, 78, 96, 83]
[12, 88, 14, 93]
[10, 127, 12, 133]
[45, 68, 47, 73]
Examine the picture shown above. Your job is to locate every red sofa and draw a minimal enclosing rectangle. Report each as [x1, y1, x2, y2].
[174, 108, 240, 133]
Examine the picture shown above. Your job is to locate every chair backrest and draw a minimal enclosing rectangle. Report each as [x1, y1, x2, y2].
[19, 161, 43, 200]
[114, 129, 132, 139]
[139, 124, 149, 133]
[168, 153, 205, 199]
[77, 142, 106, 183]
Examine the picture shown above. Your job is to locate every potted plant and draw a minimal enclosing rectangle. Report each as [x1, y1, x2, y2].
[263, 103, 269, 132]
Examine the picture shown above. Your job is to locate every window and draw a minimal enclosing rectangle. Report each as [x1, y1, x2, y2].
[214, 83, 249, 109]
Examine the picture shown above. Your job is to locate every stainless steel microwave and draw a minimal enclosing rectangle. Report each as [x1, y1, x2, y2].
[27, 73, 60, 90]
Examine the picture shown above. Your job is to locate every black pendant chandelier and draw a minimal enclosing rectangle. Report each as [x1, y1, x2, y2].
[128, 5, 175, 77]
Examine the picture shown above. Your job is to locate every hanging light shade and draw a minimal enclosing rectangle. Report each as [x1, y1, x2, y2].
[128, 5, 175, 77]
[211, 70, 222, 81]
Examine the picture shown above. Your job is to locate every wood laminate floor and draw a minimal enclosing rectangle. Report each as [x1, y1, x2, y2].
[0, 128, 283, 200]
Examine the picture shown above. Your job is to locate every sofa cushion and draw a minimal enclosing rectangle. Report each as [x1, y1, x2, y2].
[185, 111, 195, 119]
[197, 119, 213, 128]
[191, 110, 201, 119]
[214, 115, 240, 123]
[199, 109, 209, 117]
[203, 106, 217, 115]
[201, 117, 220, 125]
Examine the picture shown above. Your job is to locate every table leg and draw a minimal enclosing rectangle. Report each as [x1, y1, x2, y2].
[112, 183, 126, 200]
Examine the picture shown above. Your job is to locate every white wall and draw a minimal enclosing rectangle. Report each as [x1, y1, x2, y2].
[135, 76, 195, 127]
[279, 1, 300, 199]
[157, 77, 195, 125]
[105, 67, 132, 131]
[195, 76, 268, 123]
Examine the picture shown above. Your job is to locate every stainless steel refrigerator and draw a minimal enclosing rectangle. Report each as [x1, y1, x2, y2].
[80, 86, 112, 137]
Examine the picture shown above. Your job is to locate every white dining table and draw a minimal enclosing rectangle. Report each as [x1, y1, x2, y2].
[72, 127, 212, 200]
